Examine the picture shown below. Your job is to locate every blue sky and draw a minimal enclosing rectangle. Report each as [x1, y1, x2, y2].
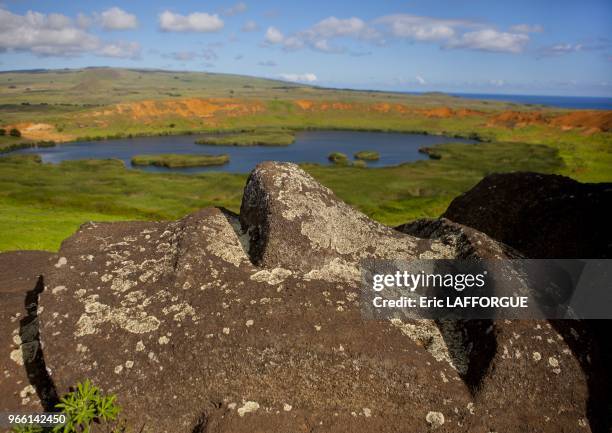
[1, 0, 611, 96]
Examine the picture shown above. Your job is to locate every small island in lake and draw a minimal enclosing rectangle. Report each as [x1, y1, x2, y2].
[354, 150, 380, 161]
[131, 153, 230, 168]
[196, 129, 295, 147]
[328, 151, 349, 165]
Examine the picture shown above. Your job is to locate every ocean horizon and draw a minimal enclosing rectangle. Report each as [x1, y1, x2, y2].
[449, 92, 612, 110]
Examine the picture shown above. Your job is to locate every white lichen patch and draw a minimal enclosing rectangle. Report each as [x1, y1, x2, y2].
[54, 257, 67, 268]
[20, 384, 35, 398]
[237, 401, 260, 417]
[304, 258, 360, 283]
[162, 302, 196, 322]
[74, 296, 160, 337]
[245, 319, 254, 327]
[425, 411, 445, 428]
[363, 408, 371, 417]
[158, 336, 169, 345]
[250, 268, 292, 285]
[391, 318, 468, 374]
[199, 213, 250, 267]
[136, 341, 145, 352]
[467, 402, 475, 415]
[532, 352, 542, 361]
[52, 286, 67, 294]
[264, 164, 419, 259]
[10, 348, 24, 366]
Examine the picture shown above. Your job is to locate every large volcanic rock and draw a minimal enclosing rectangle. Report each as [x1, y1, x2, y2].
[442, 172, 612, 259]
[397, 217, 608, 433]
[1, 163, 600, 432]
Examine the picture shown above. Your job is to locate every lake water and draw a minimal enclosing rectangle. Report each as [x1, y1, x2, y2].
[13, 130, 476, 174]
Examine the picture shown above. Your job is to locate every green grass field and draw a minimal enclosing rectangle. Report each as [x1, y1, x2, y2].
[0, 68, 610, 251]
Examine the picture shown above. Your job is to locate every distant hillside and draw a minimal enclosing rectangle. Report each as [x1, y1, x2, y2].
[0, 67, 535, 109]
[0, 67, 309, 106]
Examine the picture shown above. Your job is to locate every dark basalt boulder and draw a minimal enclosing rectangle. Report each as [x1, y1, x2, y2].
[442, 172, 612, 259]
[0, 163, 602, 432]
[424, 172, 612, 431]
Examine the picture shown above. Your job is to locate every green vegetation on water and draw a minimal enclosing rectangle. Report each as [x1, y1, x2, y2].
[0, 141, 564, 251]
[354, 150, 380, 161]
[195, 129, 295, 147]
[328, 152, 349, 164]
[131, 153, 229, 168]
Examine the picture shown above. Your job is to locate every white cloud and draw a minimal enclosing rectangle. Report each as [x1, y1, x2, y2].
[375, 14, 471, 41]
[279, 73, 317, 83]
[241, 20, 259, 32]
[100, 7, 138, 30]
[489, 79, 505, 86]
[76, 12, 92, 29]
[0, 8, 140, 58]
[264, 14, 530, 55]
[222, 2, 247, 16]
[98, 41, 140, 58]
[510, 24, 543, 34]
[307, 16, 379, 40]
[538, 39, 611, 57]
[265, 26, 284, 44]
[415, 75, 426, 85]
[446, 29, 529, 53]
[159, 10, 224, 32]
[258, 60, 277, 67]
[265, 17, 380, 53]
[376, 14, 531, 54]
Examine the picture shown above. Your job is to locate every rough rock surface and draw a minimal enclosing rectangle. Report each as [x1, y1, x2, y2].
[417, 173, 612, 431]
[397, 217, 609, 433]
[0, 251, 55, 413]
[442, 172, 612, 259]
[0, 163, 602, 433]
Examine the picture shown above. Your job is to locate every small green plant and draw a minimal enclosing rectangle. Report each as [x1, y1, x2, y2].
[11, 380, 122, 433]
[9, 128, 21, 137]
